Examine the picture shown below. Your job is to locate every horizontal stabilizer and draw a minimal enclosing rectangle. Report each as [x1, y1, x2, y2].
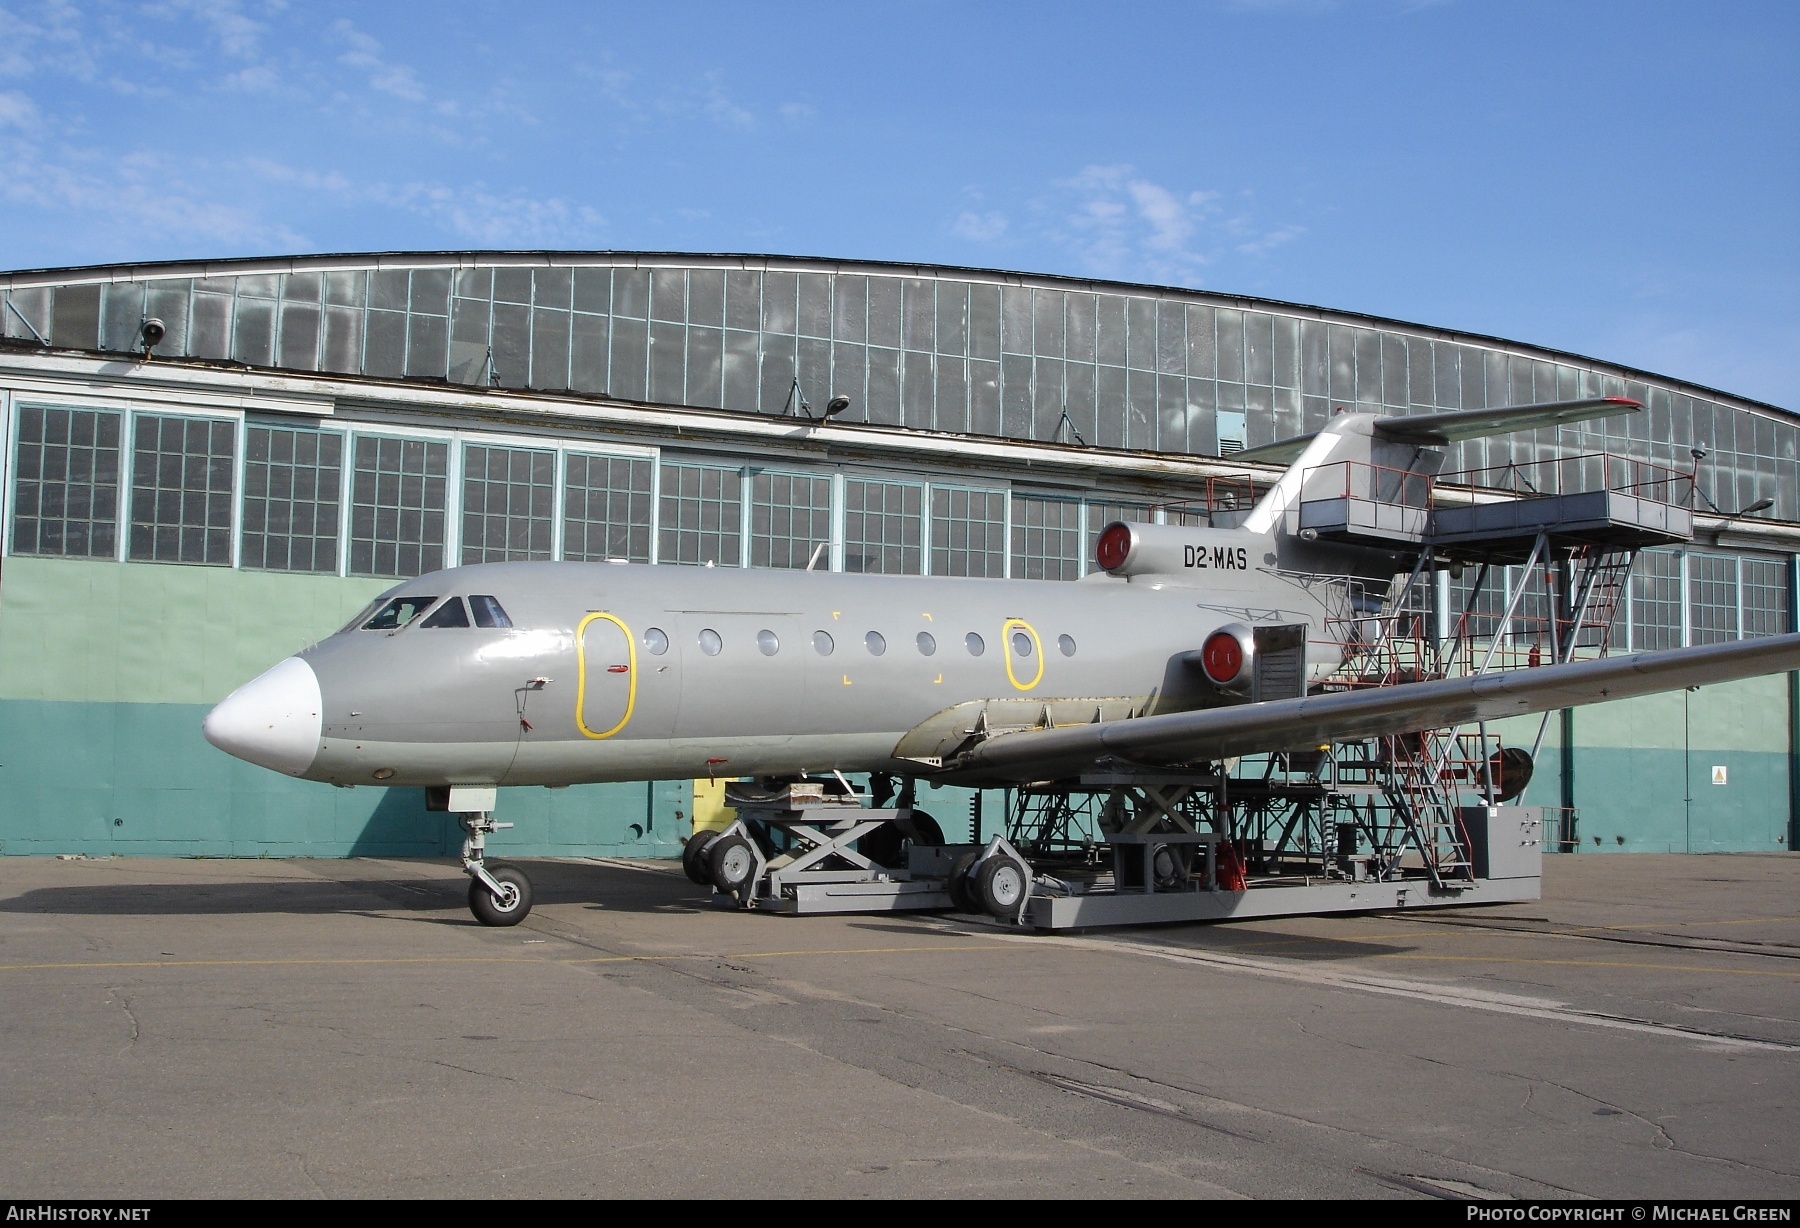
[1231, 397, 1641, 464]
[1372, 397, 1642, 445]
[950, 632, 1800, 778]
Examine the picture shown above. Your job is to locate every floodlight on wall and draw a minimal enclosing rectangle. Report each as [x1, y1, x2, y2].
[1725, 496, 1775, 521]
[823, 395, 852, 419]
[139, 317, 166, 355]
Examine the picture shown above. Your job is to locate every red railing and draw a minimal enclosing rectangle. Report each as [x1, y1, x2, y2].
[1437, 452, 1693, 507]
[1300, 460, 1434, 508]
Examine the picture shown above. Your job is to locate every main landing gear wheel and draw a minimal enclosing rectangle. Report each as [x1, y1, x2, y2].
[469, 864, 533, 927]
[946, 849, 981, 913]
[707, 833, 758, 896]
[682, 831, 723, 885]
[975, 856, 1028, 919]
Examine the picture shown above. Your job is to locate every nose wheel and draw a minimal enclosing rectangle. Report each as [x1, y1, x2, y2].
[460, 811, 534, 926]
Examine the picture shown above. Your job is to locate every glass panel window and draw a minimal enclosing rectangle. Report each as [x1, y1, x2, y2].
[1688, 552, 1737, 645]
[9, 405, 122, 558]
[750, 470, 832, 569]
[461, 444, 554, 564]
[563, 453, 652, 564]
[1010, 495, 1082, 581]
[1740, 557, 1791, 638]
[1630, 549, 1682, 650]
[469, 595, 513, 629]
[241, 424, 342, 573]
[843, 476, 922, 574]
[421, 596, 470, 628]
[659, 462, 742, 567]
[362, 595, 438, 630]
[128, 414, 235, 565]
[930, 485, 1006, 578]
[349, 435, 448, 579]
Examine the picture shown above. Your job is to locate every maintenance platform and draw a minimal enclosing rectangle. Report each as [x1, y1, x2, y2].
[683, 449, 1700, 932]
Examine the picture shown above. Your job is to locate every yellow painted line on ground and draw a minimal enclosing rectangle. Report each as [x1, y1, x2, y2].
[0, 942, 1018, 974]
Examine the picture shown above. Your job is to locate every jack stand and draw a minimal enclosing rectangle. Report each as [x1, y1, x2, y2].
[460, 811, 514, 898]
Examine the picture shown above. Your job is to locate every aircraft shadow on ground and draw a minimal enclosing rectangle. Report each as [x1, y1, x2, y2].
[0, 859, 701, 919]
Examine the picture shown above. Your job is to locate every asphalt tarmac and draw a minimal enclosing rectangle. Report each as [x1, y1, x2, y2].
[0, 851, 1794, 1199]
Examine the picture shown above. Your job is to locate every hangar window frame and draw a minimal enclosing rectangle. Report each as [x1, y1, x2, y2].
[240, 418, 344, 575]
[841, 474, 924, 576]
[928, 482, 1009, 579]
[562, 450, 656, 565]
[1010, 492, 1084, 582]
[748, 467, 834, 571]
[459, 441, 558, 565]
[5, 401, 126, 562]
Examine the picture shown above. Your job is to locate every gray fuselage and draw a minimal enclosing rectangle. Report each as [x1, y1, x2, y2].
[293, 544, 1352, 789]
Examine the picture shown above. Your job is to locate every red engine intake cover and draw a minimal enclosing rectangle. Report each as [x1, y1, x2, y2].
[1095, 522, 1133, 573]
[1200, 630, 1245, 685]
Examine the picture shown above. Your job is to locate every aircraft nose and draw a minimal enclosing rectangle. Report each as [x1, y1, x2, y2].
[202, 657, 324, 776]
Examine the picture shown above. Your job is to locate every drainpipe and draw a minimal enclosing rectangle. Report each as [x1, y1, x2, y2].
[1789, 555, 1799, 852]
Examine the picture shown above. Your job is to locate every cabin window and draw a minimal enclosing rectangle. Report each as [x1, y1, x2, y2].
[1058, 634, 1077, 657]
[965, 632, 985, 656]
[469, 595, 513, 628]
[865, 631, 886, 656]
[916, 632, 936, 656]
[362, 595, 438, 629]
[757, 629, 780, 656]
[698, 628, 723, 656]
[643, 627, 670, 655]
[812, 630, 834, 656]
[421, 597, 470, 628]
[1011, 631, 1034, 657]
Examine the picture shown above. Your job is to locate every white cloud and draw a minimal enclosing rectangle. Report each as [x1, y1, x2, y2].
[159, 0, 268, 60]
[0, 90, 40, 128]
[383, 183, 607, 245]
[950, 210, 1008, 242]
[0, 134, 305, 251]
[247, 158, 606, 247]
[1026, 163, 1304, 286]
[332, 18, 426, 103]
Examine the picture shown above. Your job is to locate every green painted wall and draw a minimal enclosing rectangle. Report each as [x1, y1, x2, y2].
[1510, 675, 1793, 853]
[0, 557, 685, 858]
[0, 555, 1791, 857]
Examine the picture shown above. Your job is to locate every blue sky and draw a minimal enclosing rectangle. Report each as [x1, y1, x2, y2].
[1, 0, 1795, 408]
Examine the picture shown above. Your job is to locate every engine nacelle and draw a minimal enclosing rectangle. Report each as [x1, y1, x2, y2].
[1198, 623, 1256, 693]
[1094, 522, 1267, 580]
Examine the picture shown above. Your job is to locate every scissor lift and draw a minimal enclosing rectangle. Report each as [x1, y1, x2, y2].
[693, 451, 1694, 929]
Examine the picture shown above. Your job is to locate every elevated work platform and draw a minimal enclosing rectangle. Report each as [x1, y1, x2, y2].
[1297, 453, 1695, 558]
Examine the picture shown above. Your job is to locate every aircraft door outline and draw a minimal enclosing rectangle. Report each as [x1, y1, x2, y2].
[1002, 617, 1045, 691]
[575, 611, 637, 738]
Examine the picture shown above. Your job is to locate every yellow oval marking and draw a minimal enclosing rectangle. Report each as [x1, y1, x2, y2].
[1001, 617, 1045, 691]
[575, 611, 637, 739]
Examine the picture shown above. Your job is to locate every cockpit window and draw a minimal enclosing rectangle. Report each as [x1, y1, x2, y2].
[421, 597, 470, 628]
[469, 595, 513, 629]
[338, 599, 385, 635]
[362, 596, 438, 630]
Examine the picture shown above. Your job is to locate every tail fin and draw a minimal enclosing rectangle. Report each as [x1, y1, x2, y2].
[1237, 397, 1641, 536]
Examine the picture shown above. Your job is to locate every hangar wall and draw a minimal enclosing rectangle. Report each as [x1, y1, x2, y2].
[0, 251, 1795, 860]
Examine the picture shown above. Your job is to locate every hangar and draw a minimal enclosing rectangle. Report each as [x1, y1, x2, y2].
[0, 251, 1793, 860]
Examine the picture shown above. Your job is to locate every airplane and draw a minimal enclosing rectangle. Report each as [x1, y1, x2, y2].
[202, 397, 1800, 925]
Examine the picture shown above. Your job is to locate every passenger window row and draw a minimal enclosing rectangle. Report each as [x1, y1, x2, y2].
[641, 626, 1079, 659]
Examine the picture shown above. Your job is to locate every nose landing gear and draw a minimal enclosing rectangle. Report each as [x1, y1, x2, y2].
[460, 811, 534, 926]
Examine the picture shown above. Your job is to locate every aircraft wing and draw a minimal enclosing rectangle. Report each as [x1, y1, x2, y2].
[948, 633, 1800, 778]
